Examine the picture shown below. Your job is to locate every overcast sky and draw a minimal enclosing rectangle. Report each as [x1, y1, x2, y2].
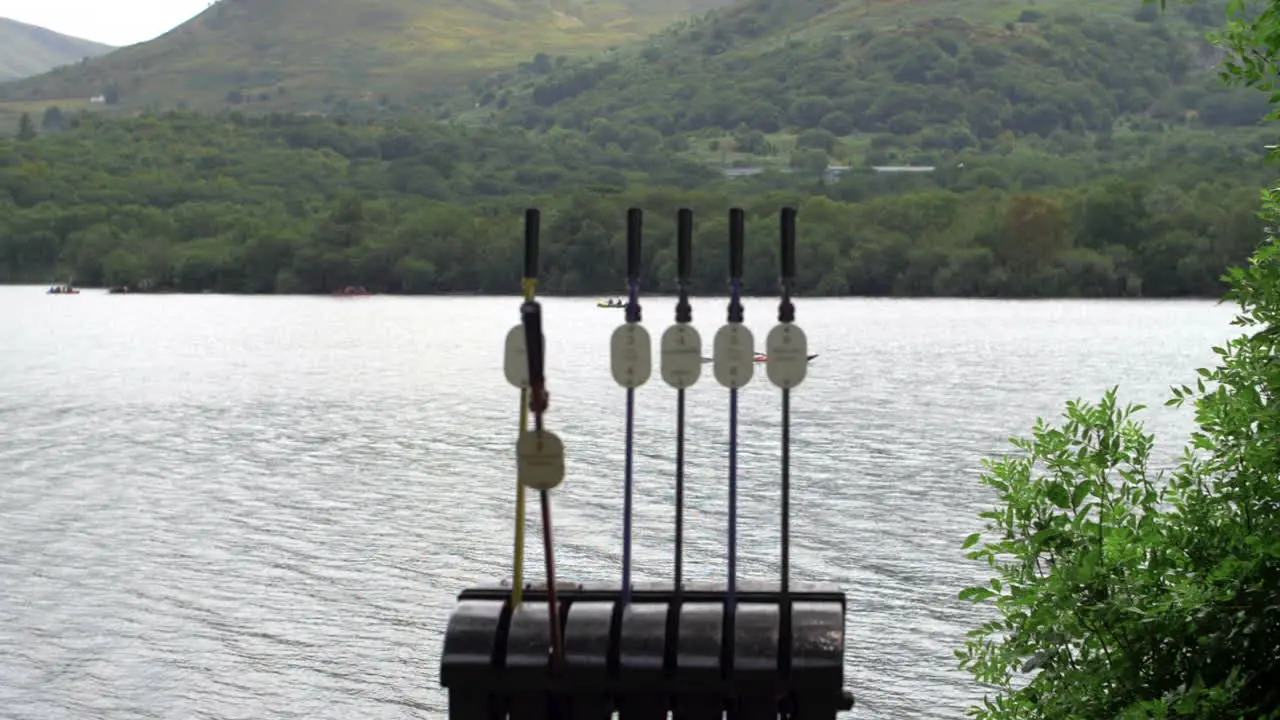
[0, 0, 210, 46]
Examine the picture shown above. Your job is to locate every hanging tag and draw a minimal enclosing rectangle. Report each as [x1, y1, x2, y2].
[713, 324, 754, 389]
[660, 324, 702, 389]
[516, 430, 565, 490]
[765, 323, 808, 389]
[503, 324, 529, 389]
[610, 323, 652, 388]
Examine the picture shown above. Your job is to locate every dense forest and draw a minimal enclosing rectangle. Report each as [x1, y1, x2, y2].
[469, 3, 1268, 142]
[0, 110, 1270, 296]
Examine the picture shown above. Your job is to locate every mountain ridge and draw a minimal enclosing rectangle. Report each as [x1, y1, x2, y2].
[0, 17, 114, 82]
[449, 0, 1262, 173]
[0, 0, 732, 112]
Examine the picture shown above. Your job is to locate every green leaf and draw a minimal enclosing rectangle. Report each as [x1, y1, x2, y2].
[959, 586, 997, 603]
[1046, 482, 1071, 510]
[962, 532, 982, 550]
[1070, 480, 1092, 509]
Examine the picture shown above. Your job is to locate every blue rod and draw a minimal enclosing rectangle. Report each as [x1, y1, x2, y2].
[674, 208, 693, 591]
[727, 277, 742, 604]
[726, 207, 745, 607]
[732, 381, 742, 599]
[621, 208, 642, 604]
[623, 384, 636, 603]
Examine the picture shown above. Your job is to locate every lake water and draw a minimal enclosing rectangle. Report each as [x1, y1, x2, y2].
[0, 286, 1237, 719]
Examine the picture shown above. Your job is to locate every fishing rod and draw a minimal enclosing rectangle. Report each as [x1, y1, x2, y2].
[503, 209, 565, 670]
[713, 208, 753, 614]
[765, 207, 806, 678]
[515, 275, 567, 669]
[659, 208, 699, 590]
[610, 208, 651, 605]
[502, 208, 541, 609]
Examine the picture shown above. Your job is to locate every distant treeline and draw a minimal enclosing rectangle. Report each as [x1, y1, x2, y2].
[0, 111, 1270, 296]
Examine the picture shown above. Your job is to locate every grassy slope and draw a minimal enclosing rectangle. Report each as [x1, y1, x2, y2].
[651, 0, 1216, 41]
[778, 0, 1159, 32]
[452, 0, 1250, 170]
[0, 98, 92, 133]
[0, 0, 732, 112]
[0, 18, 114, 81]
[461, 0, 1233, 115]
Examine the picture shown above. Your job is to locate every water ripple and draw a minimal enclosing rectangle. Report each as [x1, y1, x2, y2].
[0, 290, 1234, 719]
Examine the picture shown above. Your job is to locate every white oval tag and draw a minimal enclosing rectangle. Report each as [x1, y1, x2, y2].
[713, 324, 754, 389]
[516, 430, 565, 491]
[503, 325, 528, 389]
[610, 323, 652, 388]
[660, 324, 702, 389]
[765, 323, 808, 389]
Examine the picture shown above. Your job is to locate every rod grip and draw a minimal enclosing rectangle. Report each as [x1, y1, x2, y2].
[780, 207, 797, 280]
[677, 208, 692, 280]
[521, 301, 544, 387]
[627, 208, 643, 280]
[523, 208, 540, 280]
[729, 208, 744, 279]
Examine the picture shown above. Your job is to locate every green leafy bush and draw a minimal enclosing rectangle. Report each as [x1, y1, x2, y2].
[957, 211, 1280, 718]
[958, 5, 1280, 713]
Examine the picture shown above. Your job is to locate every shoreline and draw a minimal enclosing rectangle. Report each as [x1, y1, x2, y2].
[7, 283, 1227, 301]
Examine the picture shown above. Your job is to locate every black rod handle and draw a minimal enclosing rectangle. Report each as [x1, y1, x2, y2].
[729, 208, 744, 279]
[677, 208, 692, 281]
[523, 208, 540, 280]
[521, 301, 544, 388]
[780, 207, 797, 280]
[627, 208, 643, 281]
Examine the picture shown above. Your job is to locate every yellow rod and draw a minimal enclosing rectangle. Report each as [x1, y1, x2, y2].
[512, 277, 538, 608]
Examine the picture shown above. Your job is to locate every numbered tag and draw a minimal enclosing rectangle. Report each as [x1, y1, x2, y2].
[765, 323, 808, 389]
[516, 430, 565, 490]
[660, 324, 702, 389]
[713, 324, 754, 389]
[610, 323, 652, 388]
[503, 324, 528, 388]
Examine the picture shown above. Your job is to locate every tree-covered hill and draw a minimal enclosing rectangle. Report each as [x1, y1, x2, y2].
[0, 110, 1270, 297]
[0, 0, 734, 114]
[462, 0, 1268, 166]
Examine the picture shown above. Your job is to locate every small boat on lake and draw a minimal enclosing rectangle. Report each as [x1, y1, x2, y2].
[334, 285, 371, 296]
[597, 298, 625, 308]
[47, 284, 79, 294]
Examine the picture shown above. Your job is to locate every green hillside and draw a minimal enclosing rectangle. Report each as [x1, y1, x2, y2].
[0, 0, 732, 113]
[0, 0, 1273, 298]
[0, 109, 1270, 296]
[460, 0, 1266, 168]
[0, 18, 113, 82]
